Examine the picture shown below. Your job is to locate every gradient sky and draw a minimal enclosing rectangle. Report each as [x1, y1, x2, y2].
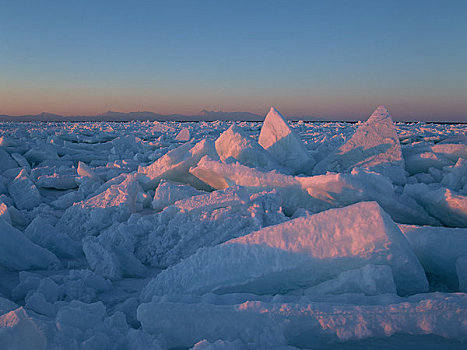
[1, 0, 466, 121]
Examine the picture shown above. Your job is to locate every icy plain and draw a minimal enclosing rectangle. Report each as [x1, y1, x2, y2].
[0, 106, 466, 349]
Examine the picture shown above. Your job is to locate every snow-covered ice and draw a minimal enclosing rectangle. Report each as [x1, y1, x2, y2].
[0, 111, 466, 349]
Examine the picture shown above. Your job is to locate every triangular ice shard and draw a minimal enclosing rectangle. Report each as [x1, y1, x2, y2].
[215, 124, 287, 172]
[259, 107, 315, 173]
[313, 106, 406, 184]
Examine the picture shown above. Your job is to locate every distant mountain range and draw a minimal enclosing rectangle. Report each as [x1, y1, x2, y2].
[0, 110, 321, 122]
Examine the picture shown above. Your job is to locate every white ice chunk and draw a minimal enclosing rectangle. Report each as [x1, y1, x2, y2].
[399, 224, 467, 287]
[404, 184, 467, 227]
[175, 127, 191, 142]
[441, 158, 467, 192]
[190, 156, 438, 225]
[141, 202, 427, 300]
[456, 257, 467, 292]
[304, 264, 397, 296]
[431, 143, 467, 163]
[0, 218, 59, 270]
[216, 124, 286, 172]
[138, 139, 219, 190]
[258, 107, 314, 173]
[314, 106, 406, 184]
[36, 173, 78, 190]
[0, 307, 46, 350]
[24, 217, 82, 259]
[405, 151, 453, 175]
[10, 152, 30, 169]
[152, 180, 203, 211]
[77, 161, 102, 182]
[24, 144, 59, 165]
[0, 201, 11, 224]
[56, 173, 144, 239]
[0, 149, 18, 172]
[7, 169, 42, 210]
[137, 186, 270, 267]
[82, 235, 147, 280]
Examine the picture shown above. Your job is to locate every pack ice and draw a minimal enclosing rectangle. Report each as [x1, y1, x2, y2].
[313, 106, 407, 184]
[1, 111, 466, 349]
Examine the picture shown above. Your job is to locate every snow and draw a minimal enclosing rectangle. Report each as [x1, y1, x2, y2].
[0, 117, 466, 349]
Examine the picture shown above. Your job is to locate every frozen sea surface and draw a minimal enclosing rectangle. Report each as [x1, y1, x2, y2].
[0, 107, 466, 349]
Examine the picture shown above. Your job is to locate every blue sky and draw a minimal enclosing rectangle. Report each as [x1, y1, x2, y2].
[1, 0, 466, 120]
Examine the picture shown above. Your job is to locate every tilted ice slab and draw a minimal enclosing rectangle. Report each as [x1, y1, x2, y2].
[0, 307, 47, 350]
[151, 179, 204, 211]
[0, 218, 59, 270]
[457, 257, 467, 292]
[56, 173, 146, 239]
[141, 202, 428, 300]
[399, 224, 467, 287]
[7, 169, 42, 210]
[215, 124, 286, 172]
[190, 156, 439, 225]
[24, 217, 82, 259]
[404, 184, 467, 227]
[138, 292, 467, 349]
[138, 139, 219, 191]
[303, 264, 397, 296]
[175, 127, 191, 142]
[0, 149, 18, 172]
[103, 186, 286, 272]
[314, 106, 406, 185]
[258, 107, 314, 173]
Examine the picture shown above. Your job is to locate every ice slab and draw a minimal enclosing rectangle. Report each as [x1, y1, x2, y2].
[405, 151, 453, 175]
[56, 173, 145, 239]
[131, 186, 285, 268]
[0, 218, 59, 270]
[0, 149, 18, 172]
[138, 293, 467, 349]
[304, 264, 397, 296]
[190, 156, 438, 225]
[152, 180, 203, 212]
[36, 174, 78, 190]
[24, 217, 82, 259]
[258, 107, 314, 173]
[314, 106, 406, 184]
[215, 124, 286, 172]
[404, 184, 467, 227]
[141, 202, 427, 300]
[175, 127, 191, 141]
[456, 257, 467, 292]
[431, 143, 467, 163]
[82, 235, 147, 280]
[0, 307, 47, 350]
[138, 139, 219, 191]
[7, 169, 42, 210]
[441, 158, 467, 192]
[399, 224, 467, 288]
